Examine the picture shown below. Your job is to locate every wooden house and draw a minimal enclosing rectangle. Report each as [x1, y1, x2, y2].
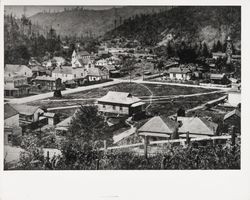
[97, 91, 145, 116]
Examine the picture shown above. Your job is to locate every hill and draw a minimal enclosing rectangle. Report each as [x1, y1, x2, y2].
[105, 6, 241, 48]
[29, 6, 173, 37]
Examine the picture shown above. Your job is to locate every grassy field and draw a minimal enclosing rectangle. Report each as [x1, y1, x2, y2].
[27, 82, 218, 109]
[147, 92, 226, 116]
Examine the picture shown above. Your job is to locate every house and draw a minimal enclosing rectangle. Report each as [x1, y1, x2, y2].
[168, 67, 192, 80]
[210, 73, 230, 85]
[31, 65, 46, 77]
[223, 109, 241, 134]
[138, 116, 218, 141]
[177, 117, 218, 137]
[87, 67, 109, 81]
[44, 112, 57, 126]
[97, 91, 146, 116]
[4, 104, 22, 145]
[28, 58, 41, 67]
[5, 64, 33, 78]
[4, 76, 30, 97]
[52, 66, 88, 82]
[138, 116, 179, 141]
[227, 85, 241, 107]
[212, 52, 226, 60]
[33, 76, 62, 91]
[11, 104, 44, 125]
[95, 59, 108, 67]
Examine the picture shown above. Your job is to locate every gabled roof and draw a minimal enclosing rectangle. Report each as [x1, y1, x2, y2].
[178, 117, 218, 136]
[5, 64, 30, 74]
[78, 58, 90, 66]
[210, 73, 226, 80]
[168, 67, 191, 74]
[11, 104, 42, 116]
[98, 91, 141, 105]
[31, 66, 46, 72]
[138, 116, 178, 134]
[4, 103, 19, 119]
[224, 109, 241, 120]
[77, 50, 90, 57]
[53, 66, 73, 74]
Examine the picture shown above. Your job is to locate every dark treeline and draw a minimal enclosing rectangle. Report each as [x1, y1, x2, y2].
[105, 6, 241, 47]
[4, 14, 100, 65]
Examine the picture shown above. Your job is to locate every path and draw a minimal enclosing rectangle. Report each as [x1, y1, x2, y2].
[6, 79, 121, 104]
[131, 79, 231, 90]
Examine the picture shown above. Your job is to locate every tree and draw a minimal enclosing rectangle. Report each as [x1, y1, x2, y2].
[60, 105, 113, 168]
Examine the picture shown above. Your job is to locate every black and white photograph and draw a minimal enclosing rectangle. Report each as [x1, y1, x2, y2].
[2, 5, 242, 170]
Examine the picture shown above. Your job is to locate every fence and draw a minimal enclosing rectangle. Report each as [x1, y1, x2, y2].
[102, 134, 239, 153]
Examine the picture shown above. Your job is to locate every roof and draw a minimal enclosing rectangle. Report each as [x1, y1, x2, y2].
[56, 116, 73, 128]
[224, 109, 241, 120]
[210, 73, 226, 80]
[53, 66, 73, 74]
[11, 104, 42, 116]
[103, 65, 116, 71]
[4, 103, 19, 119]
[78, 58, 90, 66]
[212, 52, 226, 57]
[178, 117, 218, 136]
[98, 91, 141, 105]
[44, 112, 56, 118]
[5, 64, 30, 74]
[168, 67, 191, 74]
[88, 67, 106, 77]
[77, 50, 90, 57]
[138, 116, 179, 134]
[31, 66, 46, 72]
[35, 76, 57, 81]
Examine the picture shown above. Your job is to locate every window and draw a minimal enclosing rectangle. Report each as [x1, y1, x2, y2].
[81, 73, 83, 76]
[25, 72, 27, 75]
[120, 106, 123, 111]
[113, 105, 116, 110]
[74, 74, 76, 78]
[103, 105, 106, 109]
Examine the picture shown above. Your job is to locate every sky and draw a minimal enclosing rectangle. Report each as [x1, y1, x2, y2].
[4, 6, 117, 18]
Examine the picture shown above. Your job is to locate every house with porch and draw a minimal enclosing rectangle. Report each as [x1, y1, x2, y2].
[33, 76, 62, 91]
[97, 91, 145, 116]
[168, 67, 192, 80]
[11, 104, 44, 126]
[5, 64, 33, 78]
[4, 76, 30, 97]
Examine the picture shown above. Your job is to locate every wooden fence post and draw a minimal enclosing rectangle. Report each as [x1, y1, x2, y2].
[186, 131, 190, 145]
[231, 125, 236, 146]
[144, 136, 148, 159]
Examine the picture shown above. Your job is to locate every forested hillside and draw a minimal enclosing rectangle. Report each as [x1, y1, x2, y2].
[105, 6, 241, 48]
[28, 6, 172, 37]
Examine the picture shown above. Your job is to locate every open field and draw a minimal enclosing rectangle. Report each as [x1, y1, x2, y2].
[147, 92, 226, 116]
[27, 82, 218, 109]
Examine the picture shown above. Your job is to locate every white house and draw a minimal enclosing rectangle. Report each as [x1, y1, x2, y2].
[168, 67, 191, 80]
[95, 59, 108, 67]
[97, 91, 145, 116]
[52, 66, 88, 82]
[5, 64, 33, 78]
